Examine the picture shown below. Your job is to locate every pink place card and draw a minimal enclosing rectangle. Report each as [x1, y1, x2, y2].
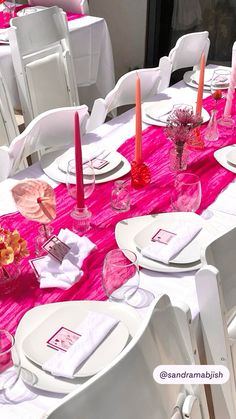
[47, 326, 81, 352]
[91, 158, 109, 170]
[42, 235, 71, 263]
[151, 228, 176, 244]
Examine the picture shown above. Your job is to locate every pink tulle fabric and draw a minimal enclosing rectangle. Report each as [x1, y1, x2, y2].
[1, 93, 236, 335]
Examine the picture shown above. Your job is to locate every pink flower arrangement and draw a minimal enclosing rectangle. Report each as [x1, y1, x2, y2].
[165, 106, 203, 146]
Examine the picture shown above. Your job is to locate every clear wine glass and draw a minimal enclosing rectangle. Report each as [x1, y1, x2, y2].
[171, 173, 202, 213]
[0, 329, 20, 394]
[66, 159, 95, 201]
[102, 249, 140, 303]
[210, 68, 231, 110]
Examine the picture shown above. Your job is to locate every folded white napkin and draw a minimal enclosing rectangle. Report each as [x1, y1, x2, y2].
[37, 228, 96, 289]
[42, 311, 119, 378]
[141, 222, 202, 264]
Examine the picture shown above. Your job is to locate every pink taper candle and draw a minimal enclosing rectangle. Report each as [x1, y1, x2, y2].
[135, 74, 142, 164]
[74, 111, 85, 208]
[224, 64, 236, 117]
[196, 52, 205, 115]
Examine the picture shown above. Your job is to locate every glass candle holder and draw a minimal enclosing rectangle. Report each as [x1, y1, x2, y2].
[70, 206, 92, 235]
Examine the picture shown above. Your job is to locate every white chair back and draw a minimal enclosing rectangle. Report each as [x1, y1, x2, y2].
[9, 6, 79, 126]
[28, 0, 89, 14]
[86, 57, 172, 132]
[44, 294, 209, 419]
[195, 265, 236, 419]
[166, 31, 210, 73]
[0, 146, 13, 181]
[0, 70, 19, 146]
[9, 105, 89, 174]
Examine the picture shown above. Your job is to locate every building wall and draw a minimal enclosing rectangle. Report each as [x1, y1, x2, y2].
[89, 0, 148, 81]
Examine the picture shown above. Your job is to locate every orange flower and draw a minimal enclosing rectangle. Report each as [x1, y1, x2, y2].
[1, 247, 14, 265]
[0, 227, 29, 265]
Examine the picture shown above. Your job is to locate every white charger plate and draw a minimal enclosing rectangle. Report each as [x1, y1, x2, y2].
[142, 101, 209, 127]
[115, 213, 216, 273]
[226, 148, 236, 166]
[40, 149, 131, 185]
[134, 217, 202, 265]
[22, 307, 129, 378]
[58, 148, 122, 176]
[15, 301, 141, 393]
[214, 145, 236, 173]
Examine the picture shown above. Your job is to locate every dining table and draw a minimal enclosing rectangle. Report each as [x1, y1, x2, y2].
[0, 9, 115, 110]
[1, 66, 236, 418]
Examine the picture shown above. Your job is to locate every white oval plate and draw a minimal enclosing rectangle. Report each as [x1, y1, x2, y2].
[226, 148, 236, 166]
[214, 145, 236, 173]
[40, 149, 131, 184]
[15, 301, 140, 393]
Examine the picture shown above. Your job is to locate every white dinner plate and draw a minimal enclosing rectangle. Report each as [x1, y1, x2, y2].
[142, 101, 210, 127]
[58, 148, 122, 176]
[17, 6, 47, 16]
[40, 149, 131, 185]
[115, 213, 217, 273]
[214, 145, 236, 173]
[226, 148, 236, 166]
[143, 99, 174, 122]
[22, 307, 129, 378]
[134, 217, 202, 265]
[15, 300, 141, 393]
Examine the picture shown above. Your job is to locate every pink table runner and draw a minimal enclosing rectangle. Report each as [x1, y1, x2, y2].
[1, 94, 236, 335]
[0, 4, 85, 29]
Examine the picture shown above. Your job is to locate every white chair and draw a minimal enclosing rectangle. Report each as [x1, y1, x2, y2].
[44, 294, 209, 419]
[28, 0, 89, 14]
[0, 70, 19, 146]
[196, 227, 236, 419]
[8, 6, 79, 126]
[8, 104, 89, 174]
[195, 264, 236, 419]
[0, 146, 13, 181]
[161, 31, 210, 74]
[86, 58, 172, 132]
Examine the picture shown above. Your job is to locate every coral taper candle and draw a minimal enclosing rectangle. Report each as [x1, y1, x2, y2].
[135, 74, 142, 164]
[196, 52, 205, 115]
[74, 111, 85, 208]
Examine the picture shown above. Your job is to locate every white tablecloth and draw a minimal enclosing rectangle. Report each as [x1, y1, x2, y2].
[1, 75, 236, 417]
[0, 15, 115, 110]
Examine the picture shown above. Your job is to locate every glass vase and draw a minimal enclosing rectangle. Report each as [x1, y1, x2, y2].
[169, 143, 188, 171]
[0, 263, 20, 295]
[204, 109, 219, 142]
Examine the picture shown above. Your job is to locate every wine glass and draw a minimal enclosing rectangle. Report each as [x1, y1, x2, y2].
[171, 173, 202, 212]
[210, 68, 231, 110]
[102, 248, 155, 308]
[102, 249, 140, 303]
[66, 159, 95, 201]
[0, 329, 20, 394]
